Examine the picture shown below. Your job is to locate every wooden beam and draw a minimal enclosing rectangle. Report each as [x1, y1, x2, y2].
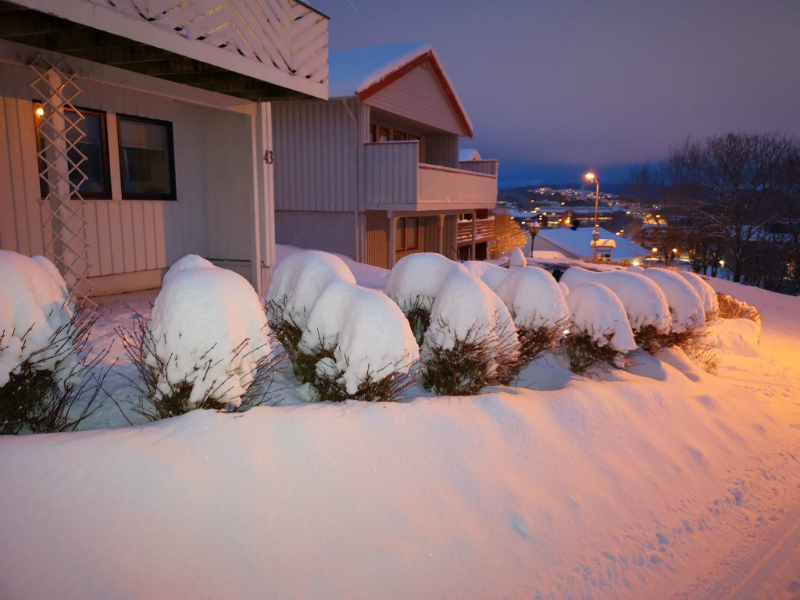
[0, 10, 83, 38]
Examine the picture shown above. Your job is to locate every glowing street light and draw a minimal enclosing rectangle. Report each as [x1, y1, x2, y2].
[584, 172, 600, 261]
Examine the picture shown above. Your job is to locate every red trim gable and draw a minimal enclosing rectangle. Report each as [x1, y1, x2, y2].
[357, 50, 474, 138]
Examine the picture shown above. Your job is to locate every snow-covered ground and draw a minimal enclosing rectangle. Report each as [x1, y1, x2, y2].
[1, 263, 799, 598]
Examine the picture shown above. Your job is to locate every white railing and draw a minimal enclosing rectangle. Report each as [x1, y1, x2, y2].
[418, 164, 497, 208]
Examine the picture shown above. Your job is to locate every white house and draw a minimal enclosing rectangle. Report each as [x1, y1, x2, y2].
[271, 43, 499, 268]
[534, 227, 649, 264]
[0, 0, 329, 300]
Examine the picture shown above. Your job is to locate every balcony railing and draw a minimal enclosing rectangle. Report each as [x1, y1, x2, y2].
[457, 218, 495, 244]
[363, 142, 497, 211]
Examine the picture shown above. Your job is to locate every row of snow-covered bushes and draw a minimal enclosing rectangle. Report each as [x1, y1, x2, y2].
[0, 247, 743, 432]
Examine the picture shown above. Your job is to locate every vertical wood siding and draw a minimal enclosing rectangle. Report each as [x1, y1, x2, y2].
[363, 63, 466, 136]
[365, 210, 389, 268]
[425, 134, 459, 168]
[418, 165, 497, 208]
[362, 142, 419, 206]
[272, 100, 358, 212]
[0, 60, 254, 277]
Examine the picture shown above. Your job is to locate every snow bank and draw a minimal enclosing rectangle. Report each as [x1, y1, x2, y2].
[641, 268, 706, 333]
[385, 253, 467, 313]
[463, 261, 511, 291]
[267, 251, 356, 330]
[566, 283, 637, 351]
[679, 271, 719, 317]
[563, 267, 671, 333]
[148, 257, 272, 407]
[298, 281, 418, 395]
[705, 318, 760, 357]
[494, 266, 569, 330]
[0, 250, 77, 389]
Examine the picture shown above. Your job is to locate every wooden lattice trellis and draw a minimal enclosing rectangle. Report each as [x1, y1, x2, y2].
[29, 54, 94, 305]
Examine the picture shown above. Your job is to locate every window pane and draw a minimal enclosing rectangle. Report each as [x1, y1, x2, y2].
[119, 118, 174, 198]
[392, 130, 407, 141]
[379, 127, 390, 142]
[36, 106, 110, 198]
[395, 218, 405, 251]
[406, 217, 418, 248]
[369, 124, 377, 143]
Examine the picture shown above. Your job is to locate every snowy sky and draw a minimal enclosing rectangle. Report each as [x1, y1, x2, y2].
[312, 0, 800, 184]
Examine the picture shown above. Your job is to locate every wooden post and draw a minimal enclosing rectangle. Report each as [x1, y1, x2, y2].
[471, 211, 477, 260]
[438, 214, 445, 255]
[388, 211, 397, 268]
[249, 104, 263, 294]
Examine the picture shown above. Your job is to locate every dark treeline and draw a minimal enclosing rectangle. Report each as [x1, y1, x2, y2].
[628, 132, 800, 294]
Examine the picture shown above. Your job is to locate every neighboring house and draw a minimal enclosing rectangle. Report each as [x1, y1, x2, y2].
[534, 227, 649, 264]
[0, 0, 329, 299]
[271, 43, 499, 268]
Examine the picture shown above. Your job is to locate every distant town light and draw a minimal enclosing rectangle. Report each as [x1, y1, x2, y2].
[652, 247, 658, 253]
[632, 260, 640, 266]
[672, 248, 678, 253]
[563, 329, 571, 335]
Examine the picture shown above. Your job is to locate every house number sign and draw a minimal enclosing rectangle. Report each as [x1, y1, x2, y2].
[264, 150, 274, 164]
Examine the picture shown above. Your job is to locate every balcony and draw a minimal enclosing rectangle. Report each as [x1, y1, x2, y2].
[363, 142, 497, 212]
[457, 217, 494, 245]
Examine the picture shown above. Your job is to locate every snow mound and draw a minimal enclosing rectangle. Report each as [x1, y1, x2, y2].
[566, 283, 637, 351]
[559, 281, 570, 296]
[495, 266, 569, 330]
[627, 265, 645, 273]
[385, 253, 467, 313]
[148, 259, 272, 407]
[563, 267, 671, 333]
[0, 251, 77, 389]
[464, 261, 511, 291]
[267, 251, 356, 329]
[162, 255, 215, 284]
[299, 281, 418, 395]
[678, 271, 719, 317]
[423, 272, 518, 365]
[641, 268, 706, 333]
[706, 318, 760, 357]
[509, 248, 527, 269]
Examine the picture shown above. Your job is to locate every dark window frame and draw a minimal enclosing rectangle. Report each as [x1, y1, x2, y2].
[33, 101, 112, 200]
[395, 216, 419, 252]
[116, 113, 177, 201]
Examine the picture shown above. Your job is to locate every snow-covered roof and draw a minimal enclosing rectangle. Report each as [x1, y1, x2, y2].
[538, 227, 649, 261]
[459, 148, 482, 161]
[328, 43, 473, 137]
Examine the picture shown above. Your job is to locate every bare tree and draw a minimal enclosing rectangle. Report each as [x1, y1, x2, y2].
[667, 133, 800, 283]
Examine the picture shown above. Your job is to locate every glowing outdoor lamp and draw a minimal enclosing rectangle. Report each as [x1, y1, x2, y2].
[529, 220, 541, 258]
[584, 172, 600, 260]
[35, 106, 44, 116]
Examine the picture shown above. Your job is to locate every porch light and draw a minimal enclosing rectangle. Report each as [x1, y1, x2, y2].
[720, 259, 725, 268]
[672, 248, 678, 253]
[652, 247, 658, 253]
[35, 107, 44, 116]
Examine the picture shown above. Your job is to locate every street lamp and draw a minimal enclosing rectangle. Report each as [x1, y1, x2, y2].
[529, 220, 541, 258]
[585, 172, 600, 261]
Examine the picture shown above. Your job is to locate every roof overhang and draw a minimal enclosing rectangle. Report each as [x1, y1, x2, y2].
[357, 48, 473, 138]
[0, 0, 329, 101]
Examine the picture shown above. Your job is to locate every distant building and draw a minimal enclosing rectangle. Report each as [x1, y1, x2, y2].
[534, 227, 649, 264]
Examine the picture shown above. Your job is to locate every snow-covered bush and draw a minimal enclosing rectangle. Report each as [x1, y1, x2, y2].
[717, 293, 761, 328]
[678, 271, 719, 321]
[464, 260, 511, 291]
[509, 248, 527, 270]
[564, 282, 637, 374]
[0, 251, 103, 434]
[640, 268, 705, 333]
[265, 251, 356, 368]
[421, 272, 520, 395]
[385, 253, 468, 345]
[563, 267, 672, 353]
[297, 281, 419, 402]
[494, 267, 570, 366]
[121, 257, 279, 419]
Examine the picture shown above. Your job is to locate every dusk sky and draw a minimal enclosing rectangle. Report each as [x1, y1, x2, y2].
[314, 0, 800, 184]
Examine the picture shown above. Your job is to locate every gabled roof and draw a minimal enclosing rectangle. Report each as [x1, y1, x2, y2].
[328, 43, 473, 137]
[538, 227, 649, 261]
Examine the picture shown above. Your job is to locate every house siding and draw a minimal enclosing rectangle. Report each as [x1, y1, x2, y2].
[363, 62, 466, 136]
[272, 99, 358, 213]
[425, 134, 459, 168]
[274, 210, 356, 258]
[0, 58, 253, 278]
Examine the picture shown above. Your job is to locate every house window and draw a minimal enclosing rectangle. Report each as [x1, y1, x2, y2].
[391, 130, 407, 141]
[370, 124, 377, 143]
[378, 127, 390, 142]
[118, 115, 176, 200]
[395, 217, 419, 251]
[34, 103, 111, 199]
